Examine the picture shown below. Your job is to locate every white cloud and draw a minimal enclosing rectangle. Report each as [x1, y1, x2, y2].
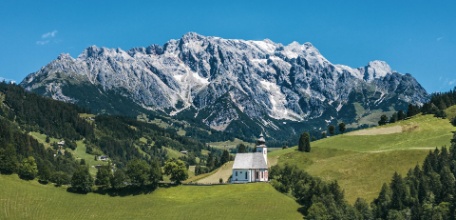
[437, 36, 444, 42]
[42, 30, 58, 39]
[36, 40, 50, 45]
[449, 79, 456, 86]
[36, 30, 58, 45]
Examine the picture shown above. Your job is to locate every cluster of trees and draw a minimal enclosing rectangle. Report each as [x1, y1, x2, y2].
[195, 148, 231, 175]
[370, 133, 456, 219]
[71, 157, 189, 194]
[384, 88, 456, 125]
[422, 88, 456, 118]
[380, 87, 456, 126]
[378, 110, 409, 126]
[0, 82, 94, 140]
[270, 164, 368, 219]
[323, 123, 346, 138]
[0, 116, 79, 184]
[0, 82, 203, 194]
[93, 115, 207, 167]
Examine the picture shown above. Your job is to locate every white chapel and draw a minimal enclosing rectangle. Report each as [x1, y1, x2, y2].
[231, 133, 268, 183]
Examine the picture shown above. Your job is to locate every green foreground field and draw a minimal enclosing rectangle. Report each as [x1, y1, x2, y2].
[270, 114, 456, 203]
[0, 174, 302, 220]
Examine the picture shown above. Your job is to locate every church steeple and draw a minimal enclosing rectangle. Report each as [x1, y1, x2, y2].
[256, 133, 267, 165]
[257, 132, 265, 145]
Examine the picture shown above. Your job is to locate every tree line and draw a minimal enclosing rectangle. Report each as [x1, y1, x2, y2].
[379, 87, 456, 126]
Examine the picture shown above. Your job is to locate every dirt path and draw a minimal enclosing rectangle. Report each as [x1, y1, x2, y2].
[347, 125, 402, 136]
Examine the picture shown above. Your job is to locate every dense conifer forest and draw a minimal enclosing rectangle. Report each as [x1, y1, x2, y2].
[0, 82, 220, 193]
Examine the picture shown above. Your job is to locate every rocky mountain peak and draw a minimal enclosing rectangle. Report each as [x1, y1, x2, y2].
[20, 33, 429, 138]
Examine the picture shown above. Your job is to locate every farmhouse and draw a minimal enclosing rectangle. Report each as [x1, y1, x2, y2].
[231, 133, 268, 183]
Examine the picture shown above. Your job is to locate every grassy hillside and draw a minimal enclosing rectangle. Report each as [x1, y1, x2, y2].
[271, 114, 456, 203]
[0, 175, 302, 220]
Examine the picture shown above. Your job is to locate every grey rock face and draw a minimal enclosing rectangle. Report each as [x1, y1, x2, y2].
[21, 32, 428, 131]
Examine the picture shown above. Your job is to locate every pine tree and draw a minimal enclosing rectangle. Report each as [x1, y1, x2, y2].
[298, 132, 310, 152]
[390, 172, 407, 210]
[372, 183, 392, 219]
[0, 144, 18, 174]
[398, 110, 406, 121]
[389, 112, 398, 123]
[439, 166, 455, 202]
[237, 143, 247, 153]
[378, 115, 388, 126]
[338, 122, 346, 134]
[328, 125, 335, 135]
[220, 149, 230, 165]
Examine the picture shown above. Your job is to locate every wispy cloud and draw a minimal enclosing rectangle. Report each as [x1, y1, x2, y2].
[36, 30, 58, 45]
[42, 30, 58, 38]
[436, 36, 444, 42]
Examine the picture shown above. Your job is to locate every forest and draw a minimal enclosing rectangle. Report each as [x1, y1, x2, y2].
[0, 82, 223, 193]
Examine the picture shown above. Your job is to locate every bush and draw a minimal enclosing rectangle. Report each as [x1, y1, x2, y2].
[50, 171, 71, 186]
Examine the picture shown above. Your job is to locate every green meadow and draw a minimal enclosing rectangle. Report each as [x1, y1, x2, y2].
[0, 174, 302, 220]
[2, 114, 455, 219]
[270, 114, 456, 203]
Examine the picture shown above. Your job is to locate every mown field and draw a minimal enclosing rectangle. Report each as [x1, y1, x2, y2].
[0, 174, 302, 220]
[270, 114, 456, 203]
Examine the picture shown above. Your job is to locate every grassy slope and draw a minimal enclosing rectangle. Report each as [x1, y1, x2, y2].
[28, 132, 104, 176]
[271, 114, 456, 204]
[0, 175, 302, 220]
[446, 105, 456, 120]
[209, 138, 255, 150]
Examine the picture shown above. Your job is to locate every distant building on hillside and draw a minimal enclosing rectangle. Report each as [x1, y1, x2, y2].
[231, 133, 268, 183]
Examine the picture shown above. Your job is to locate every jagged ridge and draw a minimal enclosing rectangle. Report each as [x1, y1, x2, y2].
[20, 32, 429, 140]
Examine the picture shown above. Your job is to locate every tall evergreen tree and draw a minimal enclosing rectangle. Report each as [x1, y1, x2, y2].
[298, 132, 311, 152]
[338, 122, 346, 134]
[397, 110, 406, 121]
[372, 183, 392, 219]
[389, 112, 398, 123]
[378, 115, 388, 126]
[439, 166, 455, 202]
[390, 172, 407, 210]
[220, 149, 230, 165]
[0, 144, 18, 174]
[328, 125, 335, 135]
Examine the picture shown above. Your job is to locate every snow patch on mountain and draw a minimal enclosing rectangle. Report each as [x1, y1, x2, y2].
[20, 32, 429, 132]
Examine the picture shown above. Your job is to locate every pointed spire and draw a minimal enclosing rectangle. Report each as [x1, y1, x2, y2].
[257, 133, 265, 144]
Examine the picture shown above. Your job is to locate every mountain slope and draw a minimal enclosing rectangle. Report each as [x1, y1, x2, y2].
[270, 114, 456, 203]
[20, 32, 429, 142]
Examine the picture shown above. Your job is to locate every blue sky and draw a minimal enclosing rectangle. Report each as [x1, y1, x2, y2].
[1, 0, 455, 93]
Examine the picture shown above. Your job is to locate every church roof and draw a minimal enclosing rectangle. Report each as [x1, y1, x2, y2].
[232, 152, 267, 169]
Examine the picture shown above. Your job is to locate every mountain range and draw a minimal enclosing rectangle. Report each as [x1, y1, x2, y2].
[20, 32, 429, 142]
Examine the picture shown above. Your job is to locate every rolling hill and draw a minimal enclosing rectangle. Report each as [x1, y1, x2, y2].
[269, 114, 456, 203]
